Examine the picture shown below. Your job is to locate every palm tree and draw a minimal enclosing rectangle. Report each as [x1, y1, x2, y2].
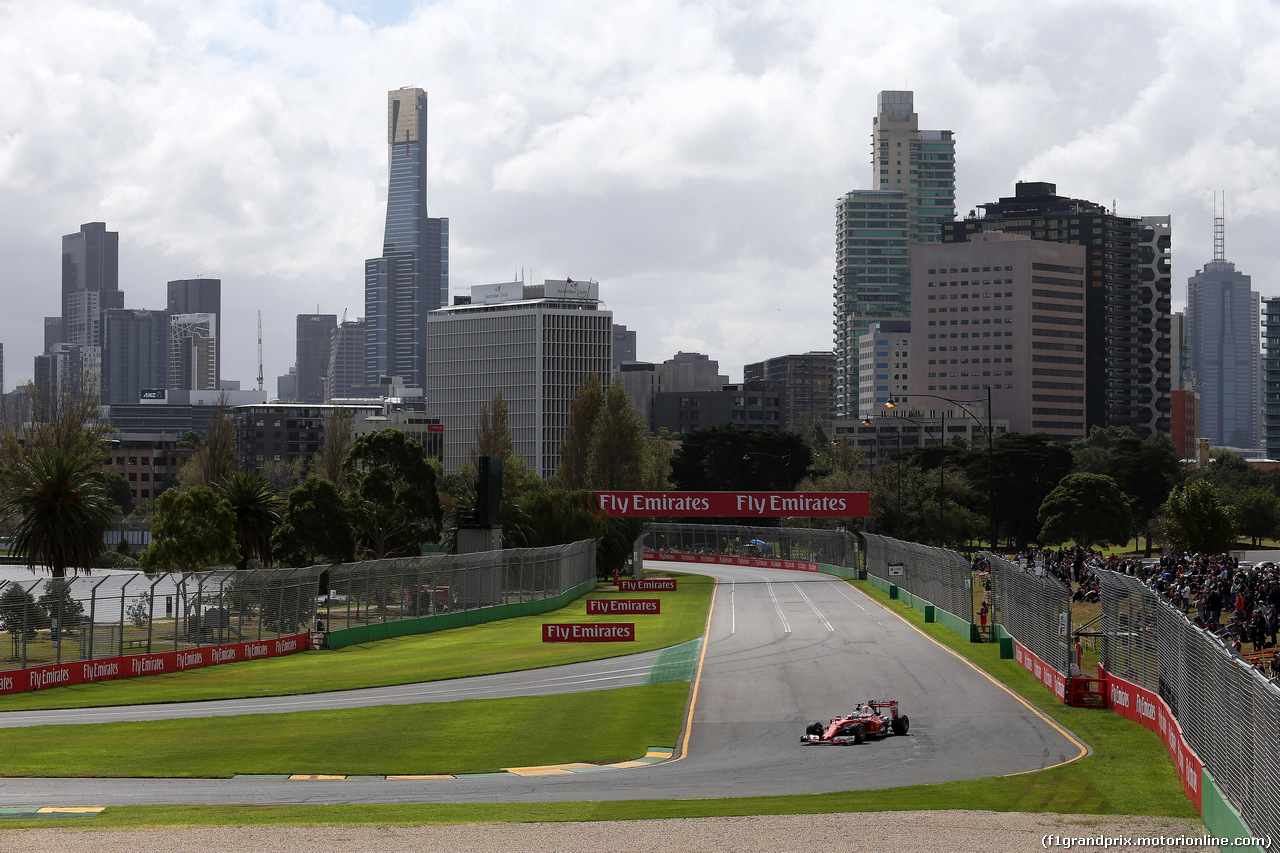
[215, 471, 282, 569]
[0, 449, 114, 578]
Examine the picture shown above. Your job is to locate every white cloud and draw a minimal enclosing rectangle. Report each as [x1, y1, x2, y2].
[2, 0, 1280, 393]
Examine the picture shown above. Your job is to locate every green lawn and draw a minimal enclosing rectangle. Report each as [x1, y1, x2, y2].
[0, 683, 688, 777]
[0, 572, 713, 711]
[0, 572, 1204, 829]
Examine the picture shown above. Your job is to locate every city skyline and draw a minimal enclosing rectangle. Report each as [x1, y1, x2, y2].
[2, 2, 1280, 394]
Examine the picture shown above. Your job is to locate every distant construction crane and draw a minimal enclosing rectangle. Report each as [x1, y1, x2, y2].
[257, 311, 264, 392]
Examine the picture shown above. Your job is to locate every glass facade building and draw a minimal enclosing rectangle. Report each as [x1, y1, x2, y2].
[834, 92, 954, 417]
[365, 87, 449, 389]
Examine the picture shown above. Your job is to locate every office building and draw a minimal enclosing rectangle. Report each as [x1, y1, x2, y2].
[1169, 312, 1199, 460]
[365, 87, 449, 388]
[834, 91, 955, 417]
[650, 380, 783, 436]
[235, 402, 381, 470]
[167, 279, 221, 386]
[1187, 218, 1260, 451]
[326, 317, 366, 402]
[617, 353, 730, 430]
[853, 322, 911, 418]
[296, 314, 337, 404]
[1263, 299, 1280, 459]
[276, 366, 297, 402]
[909, 231, 1088, 441]
[944, 182, 1172, 437]
[426, 280, 611, 478]
[33, 343, 100, 412]
[744, 351, 836, 431]
[612, 324, 637, 369]
[62, 222, 123, 350]
[103, 433, 195, 503]
[102, 309, 170, 405]
[169, 313, 218, 392]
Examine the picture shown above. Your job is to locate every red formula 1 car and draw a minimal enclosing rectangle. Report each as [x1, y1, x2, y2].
[800, 700, 910, 745]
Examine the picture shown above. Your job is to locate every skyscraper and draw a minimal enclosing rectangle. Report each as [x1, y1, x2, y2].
[296, 314, 337, 404]
[102, 309, 170, 405]
[169, 314, 218, 392]
[62, 222, 123, 350]
[365, 87, 449, 389]
[167, 279, 221, 386]
[1187, 215, 1260, 450]
[834, 92, 955, 416]
[326, 317, 366, 401]
[944, 182, 1172, 437]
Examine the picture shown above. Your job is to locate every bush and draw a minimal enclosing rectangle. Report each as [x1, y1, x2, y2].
[97, 549, 140, 569]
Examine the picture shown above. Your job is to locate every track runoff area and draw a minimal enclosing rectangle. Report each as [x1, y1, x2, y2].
[0, 491, 1081, 807]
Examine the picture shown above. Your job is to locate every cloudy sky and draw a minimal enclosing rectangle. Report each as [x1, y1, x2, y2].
[2, 0, 1279, 394]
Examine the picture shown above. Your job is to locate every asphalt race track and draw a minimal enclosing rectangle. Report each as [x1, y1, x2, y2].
[0, 562, 1084, 806]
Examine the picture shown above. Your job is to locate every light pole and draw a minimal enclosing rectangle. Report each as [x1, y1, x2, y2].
[884, 385, 996, 549]
[861, 417, 903, 531]
[742, 451, 793, 491]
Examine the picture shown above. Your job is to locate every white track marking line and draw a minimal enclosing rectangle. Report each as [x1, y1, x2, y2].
[790, 581, 835, 632]
[766, 581, 792, 635]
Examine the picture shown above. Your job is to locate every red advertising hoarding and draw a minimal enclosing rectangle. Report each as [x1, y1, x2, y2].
[618, 577, 677, 591]
[1012, 640, 1068, 700]
[587, 599, 660, 615]
[596, 491, 869, 518]
[542, 623, 636, 642]
[0, 633, 311, 696]
[1102, 669, 1203, 810]
[643, 550, 821, 572]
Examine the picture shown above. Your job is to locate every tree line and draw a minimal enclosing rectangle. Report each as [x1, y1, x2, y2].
[0, 374, 1267, 575]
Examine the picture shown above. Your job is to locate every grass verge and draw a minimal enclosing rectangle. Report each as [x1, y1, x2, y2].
[0, 573, 712, 711]
[0, 574, 1202, 829]
[0, 683, 688, 777]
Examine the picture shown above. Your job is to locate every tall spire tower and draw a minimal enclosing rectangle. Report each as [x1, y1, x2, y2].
[364, 87, 449, 388]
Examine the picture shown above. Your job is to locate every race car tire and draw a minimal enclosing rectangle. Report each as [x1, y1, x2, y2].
[892, 715, 910, 736]
[852, 724, 866, 745]
[805, 721, 824, 737]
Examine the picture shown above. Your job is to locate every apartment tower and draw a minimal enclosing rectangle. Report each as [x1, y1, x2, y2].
[834, 91, 955, 416]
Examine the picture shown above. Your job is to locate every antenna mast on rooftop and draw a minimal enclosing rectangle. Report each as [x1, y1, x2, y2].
[1214, 191, 1226, 262]
[257, 311, 264, 391]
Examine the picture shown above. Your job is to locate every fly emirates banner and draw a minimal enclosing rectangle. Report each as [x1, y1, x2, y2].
[596, 491, 869, 518]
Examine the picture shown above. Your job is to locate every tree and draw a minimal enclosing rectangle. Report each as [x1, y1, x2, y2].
[179, 396, 239, 488]
[1161, 480, 1236, 556]
[0, 449, 114, 578]
[470, 392, 515, 465]
[258, 457, 307, 497]
[1233, 487, 1280, 547]
[102, 472, 135, 516]
[0, 378, 111, 469]
[272, 477, 357, 567]
[1105, 434, 1182, 554]
[671, 426, 811, 492]
[970, 432, 1073, 550]
[0, 584, 45, 644]
[586, 380, 652, 489]
[555, 375, 604, 490]
[344, 430, 442, 558]
[140, 487, 241, 573]
[37, 577, 85, 637]
[215, 471, 282, 569]
[312, 407, 354, 490]
[1037, 473, 1133, 549]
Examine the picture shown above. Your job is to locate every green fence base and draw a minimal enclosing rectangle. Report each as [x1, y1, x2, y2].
[999, 636, 1014, 659]
[1202, 769, 1265, 852]
[324, 578, 598, 650]
[923, 605, 935, 623]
